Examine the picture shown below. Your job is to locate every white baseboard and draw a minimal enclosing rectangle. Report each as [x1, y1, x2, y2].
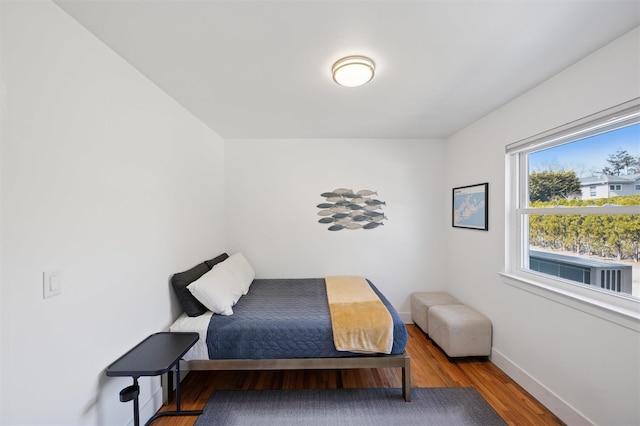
[399, 311, 412, 323]
[490, 348, 593, 425]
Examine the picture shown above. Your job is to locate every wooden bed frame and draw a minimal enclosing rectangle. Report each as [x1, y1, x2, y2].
[163, 351, 411, 402]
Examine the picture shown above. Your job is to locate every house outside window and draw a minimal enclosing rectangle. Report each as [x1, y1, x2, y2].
[505, 99, 640, 322]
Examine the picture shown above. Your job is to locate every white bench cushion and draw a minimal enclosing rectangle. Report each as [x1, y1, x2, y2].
[428, 304, 492, 357]
[410, 292, 462, 333]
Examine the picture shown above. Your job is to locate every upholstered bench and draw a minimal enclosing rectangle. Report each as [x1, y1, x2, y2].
[410, 292, 462, 334]
[427, 304, 492, 357]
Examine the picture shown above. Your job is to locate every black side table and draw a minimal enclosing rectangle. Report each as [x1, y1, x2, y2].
[106, 332, 202, 426]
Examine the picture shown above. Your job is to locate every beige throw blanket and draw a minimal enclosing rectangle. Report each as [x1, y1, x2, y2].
[325, 276, 394, 354]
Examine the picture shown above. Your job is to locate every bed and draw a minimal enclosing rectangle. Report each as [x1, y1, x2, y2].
[167, 254, 411, 401]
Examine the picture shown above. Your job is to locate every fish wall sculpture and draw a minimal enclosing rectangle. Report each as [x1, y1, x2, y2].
[317, 188, 387, 231]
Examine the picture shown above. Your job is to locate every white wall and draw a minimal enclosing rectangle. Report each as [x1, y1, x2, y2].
[0, 1, 225, 425]
[225, 138, 446, 316]
[443, 27, 640, 425]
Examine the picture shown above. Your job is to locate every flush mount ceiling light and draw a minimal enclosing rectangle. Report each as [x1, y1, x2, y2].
[332, 56, 375, 87]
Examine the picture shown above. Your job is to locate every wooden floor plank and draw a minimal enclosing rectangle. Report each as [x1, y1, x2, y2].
[152, 325, 564, 425]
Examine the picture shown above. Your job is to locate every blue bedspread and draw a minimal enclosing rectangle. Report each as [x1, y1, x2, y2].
[205, 278, 407, 359]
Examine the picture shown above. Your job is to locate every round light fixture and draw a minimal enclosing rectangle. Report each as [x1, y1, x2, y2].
[332, 56, 375, 87]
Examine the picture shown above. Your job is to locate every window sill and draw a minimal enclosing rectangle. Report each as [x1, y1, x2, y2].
[498, 271, 640, 332]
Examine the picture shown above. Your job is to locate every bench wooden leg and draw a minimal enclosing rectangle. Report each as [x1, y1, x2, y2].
[402, 355, 411, 401]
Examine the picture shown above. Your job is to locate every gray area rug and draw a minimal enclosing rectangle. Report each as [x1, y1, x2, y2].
[194, 387, 507, 425]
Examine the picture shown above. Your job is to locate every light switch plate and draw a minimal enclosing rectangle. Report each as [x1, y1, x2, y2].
[43, 270, 61, 299]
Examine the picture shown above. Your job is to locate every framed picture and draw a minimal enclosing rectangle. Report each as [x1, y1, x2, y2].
[452, 183, 488, 231]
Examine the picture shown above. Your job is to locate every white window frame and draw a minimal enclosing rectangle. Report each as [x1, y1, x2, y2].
[503, 98, 640, 331]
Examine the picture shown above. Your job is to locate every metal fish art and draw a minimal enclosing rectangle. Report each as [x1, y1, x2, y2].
[330, 206, 349, 213]
[344, 222, 364, 229]
[318, 188, 387, 231]
[369, 215, 388, 222]
[350, 197, 368, 204]
[332, 213, 350, 219]
[317, 203, 334, 209]
[332, 188, 353, 195]
[364, 211, 384, 218]
[364, 222, 384, 229]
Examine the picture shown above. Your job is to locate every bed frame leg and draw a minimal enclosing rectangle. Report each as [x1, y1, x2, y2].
[402, 355, 411, 401]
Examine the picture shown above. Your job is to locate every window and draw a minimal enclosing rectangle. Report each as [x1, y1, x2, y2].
[505, 99, 640, 323]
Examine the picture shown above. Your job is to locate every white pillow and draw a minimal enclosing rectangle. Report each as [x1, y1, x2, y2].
[220, 252, 255, 294]
[187, 265, 244, 315]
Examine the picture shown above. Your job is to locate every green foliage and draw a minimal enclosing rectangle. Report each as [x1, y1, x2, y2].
[529, 170, 581, 202]
[602, 150, 639, 176]
[529, 195, 640, 262]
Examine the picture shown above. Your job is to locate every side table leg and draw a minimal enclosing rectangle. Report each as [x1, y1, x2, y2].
[133, 382, 140, 426]
[175, 361, 182, 412]
[119, 377, 141, 426]
[145, 361, 201, 425]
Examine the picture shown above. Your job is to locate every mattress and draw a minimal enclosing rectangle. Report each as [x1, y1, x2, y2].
[170, 278, 407, 361]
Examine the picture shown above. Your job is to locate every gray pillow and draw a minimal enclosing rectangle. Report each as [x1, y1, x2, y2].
[171, 262, 213, 317]
[205, 253, 229, 270]
[171, 253, 230, 317]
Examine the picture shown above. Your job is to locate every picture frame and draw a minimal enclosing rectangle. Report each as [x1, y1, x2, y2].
[452, 183, 488, 231]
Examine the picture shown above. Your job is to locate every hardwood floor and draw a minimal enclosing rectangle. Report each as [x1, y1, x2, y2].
[153, 325, 564, 425]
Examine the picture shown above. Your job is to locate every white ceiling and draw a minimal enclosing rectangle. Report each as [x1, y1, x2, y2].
[54, 0, 640, 139]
